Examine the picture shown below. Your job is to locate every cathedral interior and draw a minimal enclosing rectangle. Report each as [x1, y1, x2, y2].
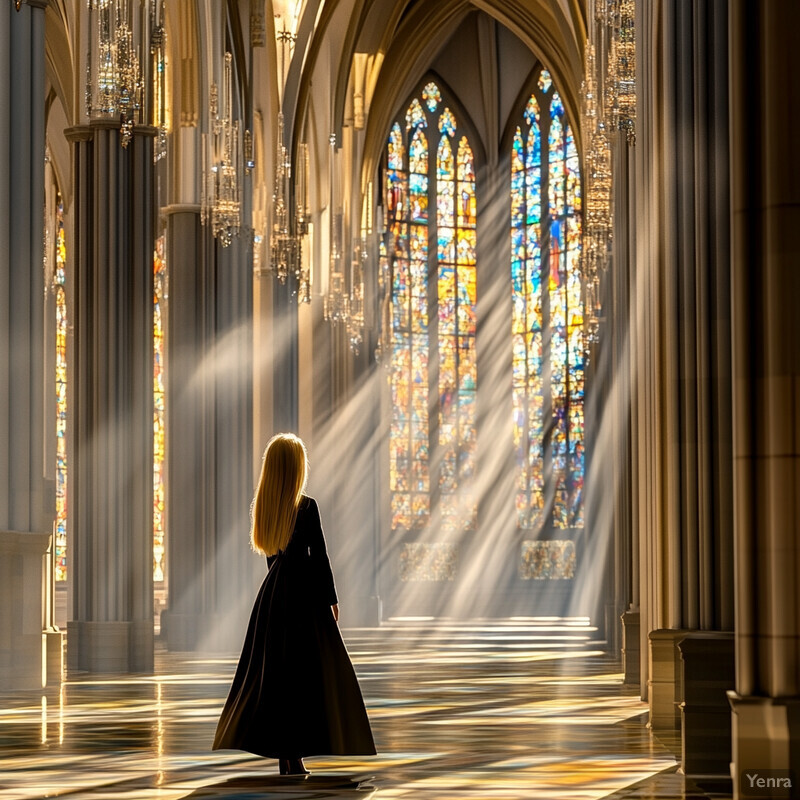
[1, 0, 798, 798]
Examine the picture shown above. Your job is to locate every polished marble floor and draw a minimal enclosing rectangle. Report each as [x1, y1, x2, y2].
[0, 619, 731, 799]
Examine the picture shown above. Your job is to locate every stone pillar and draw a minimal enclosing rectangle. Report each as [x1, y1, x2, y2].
[208, 230, 256, 650]
[728, 1, 800, 792]
[0, 0, 62, 690]
[629, 0, 734, 714]
[160, 210, 256, 652]
[65, 123, 156, 673]
[160, 206, 207, 650]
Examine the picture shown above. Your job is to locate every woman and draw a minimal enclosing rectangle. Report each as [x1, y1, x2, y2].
[212, 433, 376, 775]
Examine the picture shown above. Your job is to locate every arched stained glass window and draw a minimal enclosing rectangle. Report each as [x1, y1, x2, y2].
[511, 69, 584, 535]
[386, 81, 477, 534]
[153, 234, 167, 583]
[53, 222, 169, 584]
[55, 198, 68, 582]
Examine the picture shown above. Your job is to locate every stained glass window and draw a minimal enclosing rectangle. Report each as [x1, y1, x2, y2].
[386, 82, 477, 532]
[53, 224, 168, 585]
[511, 69, 584, 533]
[153, 235, 166, 582]
[55, 199, 68, 582]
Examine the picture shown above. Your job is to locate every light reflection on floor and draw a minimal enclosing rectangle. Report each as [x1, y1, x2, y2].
[0, 619, 731, 799]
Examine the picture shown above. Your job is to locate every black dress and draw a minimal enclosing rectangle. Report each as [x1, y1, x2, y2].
[212, 495, 376, 758]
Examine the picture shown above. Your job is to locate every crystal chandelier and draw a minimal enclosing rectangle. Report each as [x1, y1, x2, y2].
[201, 52, 242, 247]
[375, 238, 392, 369]
[583, 126, 612, 344]
[151, 1, 167, 162]
[323, 133, 346, 322]
[606, 0, 637, 144]
[86, 0, 152, 148]
[269, 23, 309, 300]
[270, 110, 298, 283]
[346, 241, 366, 355]
[580, 42, 612, 346]
[295, 142, 311, 302]
[579, 1, 636, 348]
[347, 189, 373, 353]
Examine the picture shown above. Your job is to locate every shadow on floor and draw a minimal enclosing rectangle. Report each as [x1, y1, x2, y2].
[182, 773, 378, 799]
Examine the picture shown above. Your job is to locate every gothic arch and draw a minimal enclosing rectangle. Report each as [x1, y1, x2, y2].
[392, 71, 487, 169]
[357, 0, 584, 204]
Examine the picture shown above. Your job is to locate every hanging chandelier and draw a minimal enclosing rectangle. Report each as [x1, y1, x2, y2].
[201, 52, 243, 247]
[346, 240, 366, 354]
[86, 0, 154, 148]
[579, 1, 636, 348]
[580, 42, 612, 346]
[323, 133, 349, 323]
[270, 118, 309, 299]
[295, 142, 311, 302]
[270, 110, 298, 283]
[375, 238, 392, 369]
[606, 0, 637, 144]
[268, 23, 309, 300]
[150, 1, 167, 162]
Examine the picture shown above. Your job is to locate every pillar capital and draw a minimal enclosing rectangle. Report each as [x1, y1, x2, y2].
[65, 122, 158, 141]
[161, 203, 201, 217]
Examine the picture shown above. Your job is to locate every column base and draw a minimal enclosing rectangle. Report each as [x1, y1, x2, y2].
[678, 632, 735, 776]
[0, 531, 52, 690]
[67, 620, 153, 673]
[44, 629, 65, 685]
[622, 608, 641, 689]
[729, 693, 800, 799]
[648, 628, 689, 731]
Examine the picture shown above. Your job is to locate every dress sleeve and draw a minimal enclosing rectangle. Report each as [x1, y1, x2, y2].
[307, 498, 338, 606]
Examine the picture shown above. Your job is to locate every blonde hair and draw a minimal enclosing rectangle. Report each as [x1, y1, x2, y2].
[250, 433, 309, 556]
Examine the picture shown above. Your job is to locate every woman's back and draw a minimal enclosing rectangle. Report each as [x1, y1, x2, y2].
[267, 496, 339, 608]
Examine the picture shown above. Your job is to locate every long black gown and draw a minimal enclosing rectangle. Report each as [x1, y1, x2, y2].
[212, 495, 376, 758]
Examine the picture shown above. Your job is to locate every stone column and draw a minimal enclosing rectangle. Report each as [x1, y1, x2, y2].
[0, 0, 62, 691]
[160, 211, 257, 652]
[728, 1, 800, 792]
[209, 230, 256, 649]
[629, 0, 734, 729]
[65, 123, 156, 673]
[160, 206, 209, 650]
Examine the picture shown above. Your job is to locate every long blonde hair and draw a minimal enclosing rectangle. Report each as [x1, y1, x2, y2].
[250, 433, 308, 556]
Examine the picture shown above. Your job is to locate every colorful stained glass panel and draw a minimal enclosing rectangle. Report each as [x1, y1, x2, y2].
[389, 82, 476, 534]
[55, 201, 67, 582]
[153, 235, 166, 583]
[511, 71, 584, 538]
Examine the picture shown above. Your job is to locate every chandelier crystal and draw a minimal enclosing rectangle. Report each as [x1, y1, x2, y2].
[201, 52, 242, 247]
